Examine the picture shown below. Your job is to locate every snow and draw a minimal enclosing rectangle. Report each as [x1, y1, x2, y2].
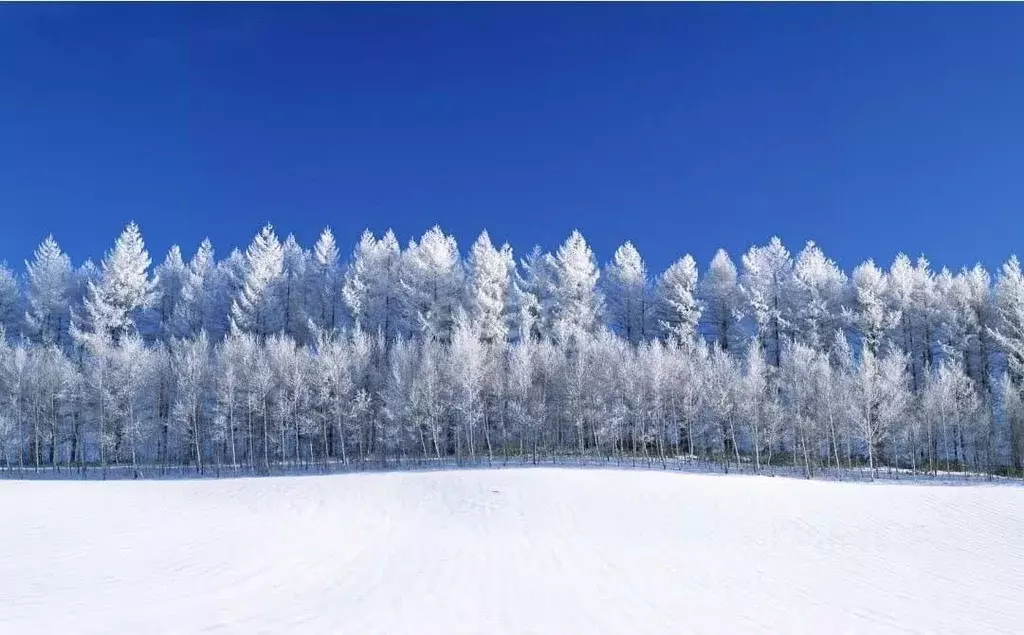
[3, 468, 1024, 634]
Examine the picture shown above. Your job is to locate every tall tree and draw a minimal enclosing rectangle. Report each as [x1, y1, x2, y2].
[792, 241, 847, 351]
[551, 230, 602, 339]
[846, 260, 897, 355]
[279, 234, 311, 342]
[72, 222, 157, 346]
[0, 264, 22, 339]
[343, 229, 403, 340]
[511, 246, 557, 342]
[466, 231, 513, 344]
[654, 254, 702, 346]
[310, 227, 343, 332]
[698, 249, 743, 354]
[150, 245, 188, 341]
[171, 239, 216, 339]
[230, 224, 285, 338]
[603, 241, 651, 344]
[400, 226, 464, 342]
[740, 237, 796, 367]
[25, 235, 72, 347]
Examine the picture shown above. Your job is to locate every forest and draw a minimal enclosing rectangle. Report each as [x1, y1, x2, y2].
[1, 221, 1022, 479]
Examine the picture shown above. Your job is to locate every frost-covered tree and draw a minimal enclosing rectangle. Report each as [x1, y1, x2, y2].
[740, 237, 796, 367]
[739, 340, 776, 470]
[171, 239, 216, 339]
[171, 331, 211, 472]
[205, 248, 245, 341]
[846, 259, 897, 355]
[449, 312, 486, 459]
[150, 245, 187, 341]
[279, 234, 311, 343]
[310, 330, 354, 463]
[704, 344, 741, 464]
[603, 241, 651, 344]
[887, 254, 941, 391]
[72, 222, 157, 347]
[230, 224, 285, 338]
[511, 246, 558, 342]
[654, 254, 701, 345]
[309, 227, 343, 332]
[990, 256, 1024, 383]
[937, 265, 996, 394]
[108, 333, 156, 475]
[852, 346, 911, 476]
[922, 361, 981, 474]
[1002, 372, 1024, 471]
[792, 241, 846, 350]
[698, 249, 742, 354]
[343, 229, 403, 340]
[0, 264, 22, 338]
[25, 235, 72, 347]
[466, 231, 513, 344]
[401, 226, 464, 343]
[552, 230, 602, 339]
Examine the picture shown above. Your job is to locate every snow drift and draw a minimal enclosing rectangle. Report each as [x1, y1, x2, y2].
[3, 468, 1023, 634]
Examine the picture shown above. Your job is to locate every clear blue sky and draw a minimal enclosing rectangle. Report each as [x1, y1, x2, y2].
[2, 3, 1023, 275]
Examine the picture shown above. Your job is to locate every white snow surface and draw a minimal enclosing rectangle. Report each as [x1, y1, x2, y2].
[3, 468, 1024, 634]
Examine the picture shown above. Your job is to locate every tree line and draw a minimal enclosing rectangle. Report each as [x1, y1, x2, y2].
[1, 222, 1023, 478]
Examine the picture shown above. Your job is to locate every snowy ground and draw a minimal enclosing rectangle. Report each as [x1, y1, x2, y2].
[3, 469, 1023, 634]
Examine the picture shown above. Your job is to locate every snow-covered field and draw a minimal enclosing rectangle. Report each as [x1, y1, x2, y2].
[3, 469, 1023, 634]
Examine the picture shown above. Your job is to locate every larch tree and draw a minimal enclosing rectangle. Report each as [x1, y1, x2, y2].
[990, 256, 1024, 388]
[922, 360, 981, 474]
[1001, 372, 1024, 471]
[654, 254, 702, 346]
[171, 331, 212, 473]
[279, 234, 311, 343]
[739, 340, 771, 470]
[171, 239, 216, 339]
[603, 241, 651, 345]
[400, 226, 465, 343]
[343, 229, 403, 341]
[150, 245, 188, 341]
[0, 264, 22, 338]
[72, 222, 157, 348]
[887, 254, 939, 391]
[230, 224, 285, 339]
[449, 312, 487, 459]
[310, 227, 343, 332]
[852, 345, 911, 477]
[740, 237, 796, 367]
[511, 246, 557, 342]
[846, 259, 897, 355]
[551, 230, 602, 340]
[466, 231, 513, 345]
[24, 235, 73, 347]
[698, 249, 743, 354]
[792, 241, 847, 351]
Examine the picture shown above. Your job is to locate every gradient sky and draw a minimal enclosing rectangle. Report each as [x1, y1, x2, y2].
[2, 3, 1024, 276]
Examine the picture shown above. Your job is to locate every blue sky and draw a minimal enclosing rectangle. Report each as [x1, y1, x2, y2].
[2, 3, 1023, 275]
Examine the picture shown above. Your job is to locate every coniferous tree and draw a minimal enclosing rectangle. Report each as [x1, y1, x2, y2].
[698, 249, 742, 354]
[603, 241, 651, 345]
[466, 231, 513, 344]
[25, 235, 73, 347]
[231, 224, 285, 338]
[310, 227, 343, 332]
[552, 230, 602, 340]
[654, 254, 702, 346]
[72, 222, 157, 347]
